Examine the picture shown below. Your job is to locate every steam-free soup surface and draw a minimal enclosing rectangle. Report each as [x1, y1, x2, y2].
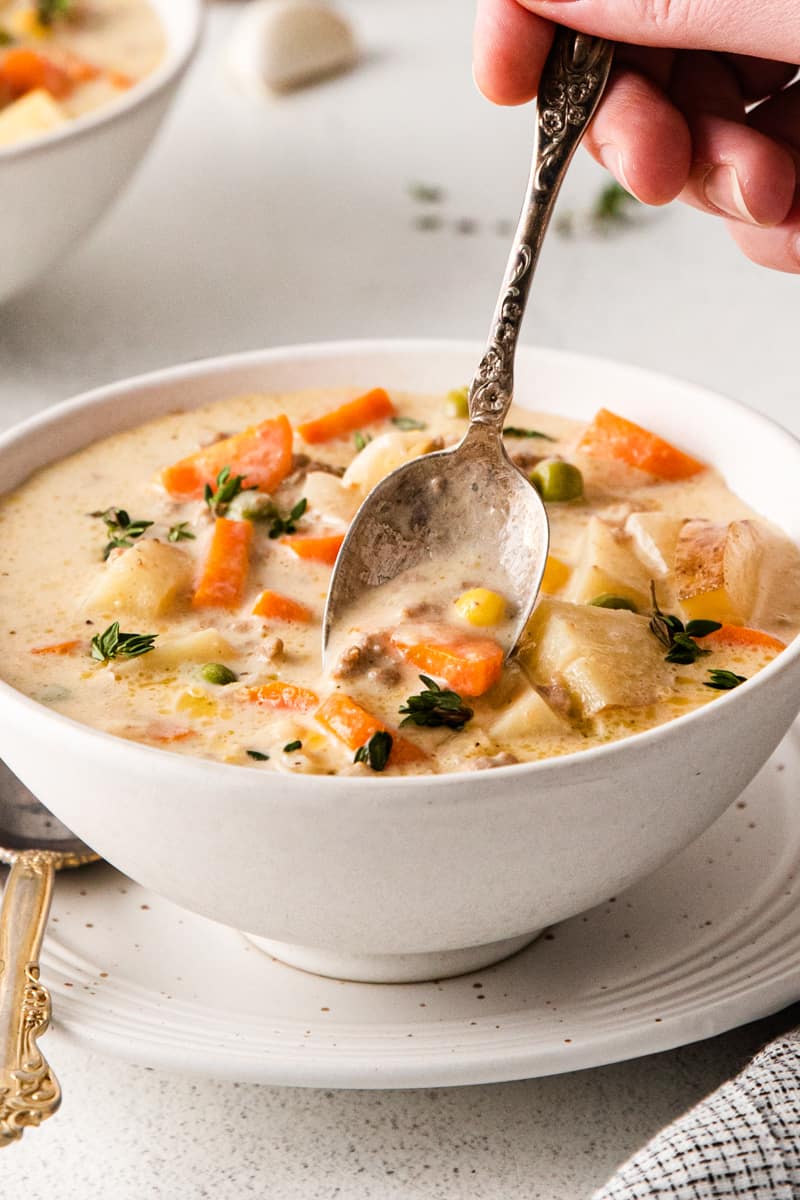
[0, 386, 797, 776]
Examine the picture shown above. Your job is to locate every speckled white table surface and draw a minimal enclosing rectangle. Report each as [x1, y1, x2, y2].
[2, 1, 800, 1195]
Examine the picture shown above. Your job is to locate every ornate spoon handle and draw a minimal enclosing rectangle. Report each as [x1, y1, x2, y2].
[0, 852, 60, 1146]
[469, 30, 614, 431]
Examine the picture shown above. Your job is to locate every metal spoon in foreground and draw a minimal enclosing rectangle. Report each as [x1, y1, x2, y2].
[0, 760, 98, 1146]
[324, 30, 614, 663]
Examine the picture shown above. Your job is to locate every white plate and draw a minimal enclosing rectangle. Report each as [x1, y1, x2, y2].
[36, 723, 800, 1089]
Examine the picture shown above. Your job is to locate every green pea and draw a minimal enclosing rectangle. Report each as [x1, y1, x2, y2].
[200, 662, 238, 686]
[446, 386, 469, 419]
[589, 594, 638, 612]
[530, 458, 584, 502]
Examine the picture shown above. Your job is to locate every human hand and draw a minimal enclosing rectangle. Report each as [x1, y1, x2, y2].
[473, 0, 800, 271]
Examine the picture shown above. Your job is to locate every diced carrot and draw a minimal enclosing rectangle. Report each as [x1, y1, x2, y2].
[161, 415, 293, 500]
[280, 534, 344, 566]
[108, 70, 133, 90]
[245, 681, 319, 712]
[296, 388, 395, 444]
[252, 590, 313, 622]
[31, 639, 80, 655]
[192, 518, 252, 609]
[143, 724, 195, 743]
[316, 693, 426, 765]
[391, 631, 504, 697]
[701, 624, 787, 653]
[59, 49, 100, 86]
[577, 409, 705, 480]
[0, 47, 71, 99]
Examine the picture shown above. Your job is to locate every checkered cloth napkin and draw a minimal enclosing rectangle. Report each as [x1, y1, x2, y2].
[593, 1030, 800, 1198]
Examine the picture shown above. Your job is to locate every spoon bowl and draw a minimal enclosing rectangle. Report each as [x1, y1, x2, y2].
[0, 761, 98, 1146]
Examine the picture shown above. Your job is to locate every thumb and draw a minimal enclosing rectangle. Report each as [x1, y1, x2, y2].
[513, 0, 800, 63]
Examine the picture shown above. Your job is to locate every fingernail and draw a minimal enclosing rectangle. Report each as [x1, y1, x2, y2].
[598, 145, 638, 201]
[703, 165, 757, 224]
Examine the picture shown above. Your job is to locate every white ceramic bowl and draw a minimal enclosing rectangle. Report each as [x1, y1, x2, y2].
[1, 341, 799, 983]
[0, 0, 202, 303]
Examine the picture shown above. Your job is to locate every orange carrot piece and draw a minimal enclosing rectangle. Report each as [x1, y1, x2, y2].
[0, 48, 71, 99]
[252, 590, 313, 622]
[577, 409, 705, 480]
[245, 681, 319, 712]
[192, 518, 252, 609]
[280, 534, 344, 566]
[31, 639, 80, 655]
[391, 632, 504, 697]
[296, 388, 395, 444]
[701, 624, 787, 653]
[316, 693, 426, 765]
[144, 724, 195, 743]
[161, 415, 293, 500]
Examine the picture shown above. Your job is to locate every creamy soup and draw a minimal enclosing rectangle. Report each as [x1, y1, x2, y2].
[0, 387, 798, 776]
[0, 0, 164, 147]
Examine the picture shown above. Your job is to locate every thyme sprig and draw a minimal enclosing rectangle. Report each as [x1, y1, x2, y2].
[391, 416, 427, 432]
[649, 583, 721, 665]
[353, 730, 393, 772]
[266, 497, 307, 539]
[91, 507, 153, 560]
[503, 427, 556, 442]
[90, 621, 157, 663]
[167, 521, 195, 543]
[399, 675, 473, 730]
[204, 466, 254, 516]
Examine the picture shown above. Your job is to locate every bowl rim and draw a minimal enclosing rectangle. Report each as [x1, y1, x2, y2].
[0, 0, 203, 163]
[1, 336, 799, 791]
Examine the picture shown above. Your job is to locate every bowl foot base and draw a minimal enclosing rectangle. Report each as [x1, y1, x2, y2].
[243, 930, 542, 983]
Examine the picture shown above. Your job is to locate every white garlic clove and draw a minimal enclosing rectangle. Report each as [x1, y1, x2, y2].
[226, 0, 358, 95]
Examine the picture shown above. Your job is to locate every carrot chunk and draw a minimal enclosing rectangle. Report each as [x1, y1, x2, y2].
[245, 681, 319, 712]
[577, 409, 705, 480]
[296, 388, 395, 444]
[391, 632, 504, 697]
[316, 694, 426, 764]
[252, 590, 313, 622]
[161, 415, 293, 500]
[0, 48, 71, 99]
[280, 534, 343, 566]
[31, 639, 80, 655]
[192, 518, 252, 609]
[702, 625, 787, 653]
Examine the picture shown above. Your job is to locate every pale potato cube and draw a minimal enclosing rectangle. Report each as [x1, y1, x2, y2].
[143, 629, 236, 670]
[625, 512, 685, 578]
[303, 471, 361, 527]
[85, 540, 193, 619]
[342, 431, 437, 494]
[0, 90, 67, 148]
[521, 598, 673, 717]
[724, 520, 800, 634]
[490, 682, 569, 740]
[565, 516, 651, 609]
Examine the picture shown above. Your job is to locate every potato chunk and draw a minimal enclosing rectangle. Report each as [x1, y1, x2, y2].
[341, 431, 437, 494]
[625, 512, 685, 579]
[0, 89, 66, 148]
[520, 598, 673, 717]
[675, 518, 800, 630]
[490, 682, 570, 740]
[303, 470, 361, 527]
[143, 629, 236, 670]
[85, 540, 193, 619]
[565, 517, 652, 610]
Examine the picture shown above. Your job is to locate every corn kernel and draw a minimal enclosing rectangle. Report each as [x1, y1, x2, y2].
[8, 9, 50, 37]
[540, 555, 571, 595]
[454, 588, 507, 627]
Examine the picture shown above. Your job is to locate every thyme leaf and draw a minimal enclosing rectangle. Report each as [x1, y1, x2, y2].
[704, 669, 747, 691]
[266, 497, 307, 539]
[246, 750, 270, 761]
[399, 675, 473, 730]
[503, 427, 556, 442]
[283, 740, 303, 754]
[90, 621, 157, 663]
[353, 430, 371, 452]
[391, 416, 427, 432]
[353, 730, 393, 772]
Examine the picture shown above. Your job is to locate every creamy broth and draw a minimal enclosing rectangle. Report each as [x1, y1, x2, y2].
[0, 0, 164, 147]
[0, 387, 798, 776]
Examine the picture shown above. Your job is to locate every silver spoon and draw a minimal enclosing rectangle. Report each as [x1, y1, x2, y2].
[324, 30, 614, 662]
[0, 760, 98, 1146]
